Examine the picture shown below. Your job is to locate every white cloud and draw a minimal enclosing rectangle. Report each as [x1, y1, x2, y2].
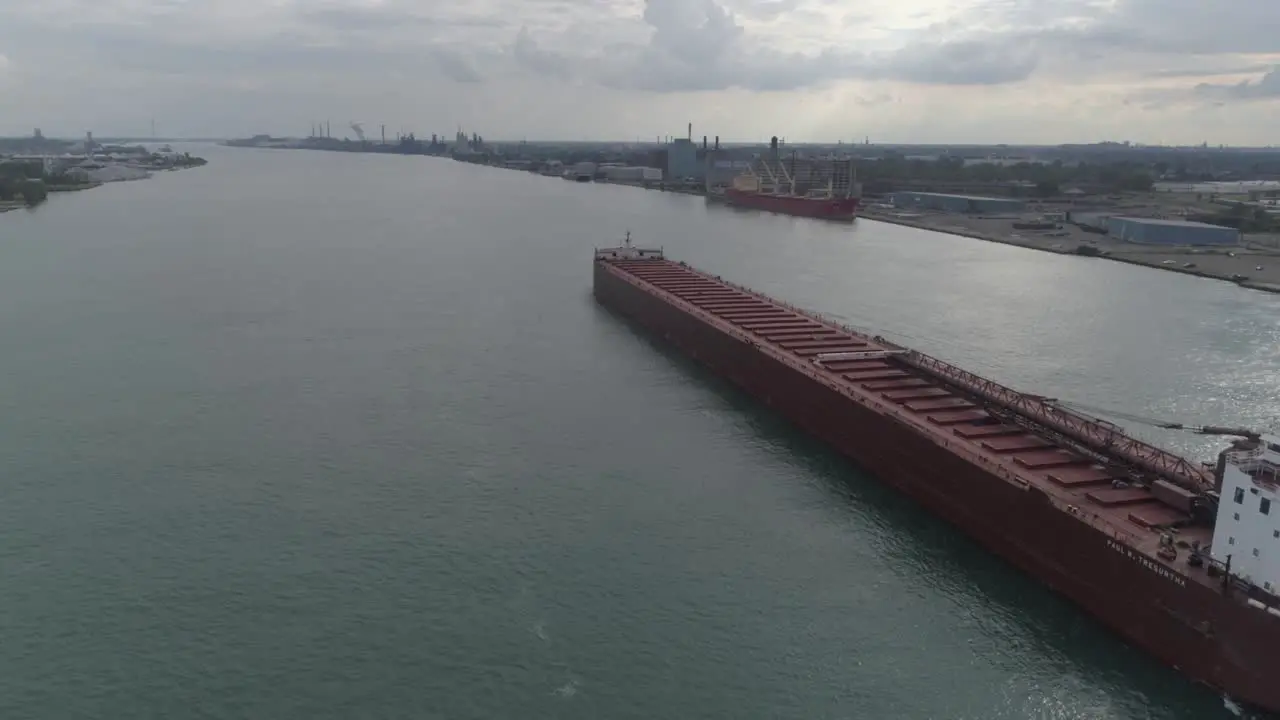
[0, 0, 1279, 143]
[505, 0, 1043, 92]
[1196, 67, 1280, 101]
[1132, 66, 1280, 107]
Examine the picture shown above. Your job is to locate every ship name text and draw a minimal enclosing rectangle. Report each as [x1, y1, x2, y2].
[1108, 540, 1187, 587]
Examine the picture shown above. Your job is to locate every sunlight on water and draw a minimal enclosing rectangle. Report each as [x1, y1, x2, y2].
[0, 148, 1263, 719]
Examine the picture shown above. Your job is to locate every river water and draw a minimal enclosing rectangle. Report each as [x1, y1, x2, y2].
[0, 144, 1275, 719]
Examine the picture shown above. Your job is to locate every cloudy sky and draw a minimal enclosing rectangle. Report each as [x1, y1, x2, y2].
[1, 0, 1278, 144]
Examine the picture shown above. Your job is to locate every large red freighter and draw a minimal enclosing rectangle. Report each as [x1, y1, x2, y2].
[721, 189, 860, 221]
[593, 234, 1280, 713]
[712, 137, 860, 222]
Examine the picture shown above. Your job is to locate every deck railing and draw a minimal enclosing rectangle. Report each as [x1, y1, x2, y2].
[900, 351, 1214, 493]
[600, 262, 1280, 605]
[606, 264, 1162, 554]
[664, 265, 1212, 493]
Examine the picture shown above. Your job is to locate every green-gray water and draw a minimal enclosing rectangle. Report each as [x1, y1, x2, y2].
[2, 145, 1276, 719]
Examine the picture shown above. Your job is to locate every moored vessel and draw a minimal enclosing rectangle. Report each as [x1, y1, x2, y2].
[591, 234, 1280, 713]
[714, 137, 861, 221]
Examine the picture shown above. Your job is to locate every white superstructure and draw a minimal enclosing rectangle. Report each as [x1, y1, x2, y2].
[593, 231, 663, 261]
[1212, 436, 1280, 593]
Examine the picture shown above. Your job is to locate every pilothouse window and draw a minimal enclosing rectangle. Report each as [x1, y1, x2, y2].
[1234, 487, 1245, 504]
[1263, 498, 1272, 516]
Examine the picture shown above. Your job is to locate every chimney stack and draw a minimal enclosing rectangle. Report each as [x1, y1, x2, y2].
[702, 135, 707, 150]
[687, 123, 692, 141]
[714, 136, 719, 150]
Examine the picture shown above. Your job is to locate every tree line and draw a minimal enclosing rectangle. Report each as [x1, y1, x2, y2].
[0, 161, 49, 205]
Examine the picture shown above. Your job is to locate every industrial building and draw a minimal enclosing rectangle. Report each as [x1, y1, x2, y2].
[665, 138, 699, 180]
[890, 191, 1025, 214]
[645, 125, 730, 183]
[1105, 216, 1239, 246]
[705, 158, 753, 187]
[1069, 211, 1111, 232]
[600, 165, 663, 183]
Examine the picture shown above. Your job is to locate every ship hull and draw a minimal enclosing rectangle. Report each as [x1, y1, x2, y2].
[593, 261, 1280, 713]
[723, 189, 859, 221]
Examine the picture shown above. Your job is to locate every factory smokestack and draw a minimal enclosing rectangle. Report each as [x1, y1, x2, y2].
[714, 136, 719, 150]
[702, 135, 707, 150]
[687, 123, 692, 141]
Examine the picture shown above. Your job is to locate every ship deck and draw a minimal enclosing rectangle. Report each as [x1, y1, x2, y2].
[600, 257, 1224, 591]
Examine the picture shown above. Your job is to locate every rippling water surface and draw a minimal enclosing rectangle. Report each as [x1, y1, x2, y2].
[0, 145, 1276, 719]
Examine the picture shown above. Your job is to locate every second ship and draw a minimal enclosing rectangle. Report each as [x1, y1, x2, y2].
[708, 136, 861, 222]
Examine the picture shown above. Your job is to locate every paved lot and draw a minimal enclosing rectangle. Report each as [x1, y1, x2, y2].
[861, 208, 1280, 290]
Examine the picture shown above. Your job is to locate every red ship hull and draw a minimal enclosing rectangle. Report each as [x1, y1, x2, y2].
[722, 188, 859, 221]
[593, 257, 1280, 713]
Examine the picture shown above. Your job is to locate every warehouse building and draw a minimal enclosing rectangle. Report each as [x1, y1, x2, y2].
[600, 165, 663, 182]
[1069, 211, 1113, 233]
[1106, 216, 1239, 246]
[890, 191, 1025, 214]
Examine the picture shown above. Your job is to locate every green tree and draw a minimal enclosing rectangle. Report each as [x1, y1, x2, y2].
[17, 179, 48, 205]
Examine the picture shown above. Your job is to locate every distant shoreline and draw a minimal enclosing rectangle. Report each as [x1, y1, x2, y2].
[858, 209, 1280, 295]
[0, 159, 204, 217]
[12, 148, 1280, 297]
[565, 163, 1280, 296]
[590, 175, 1280, 295]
